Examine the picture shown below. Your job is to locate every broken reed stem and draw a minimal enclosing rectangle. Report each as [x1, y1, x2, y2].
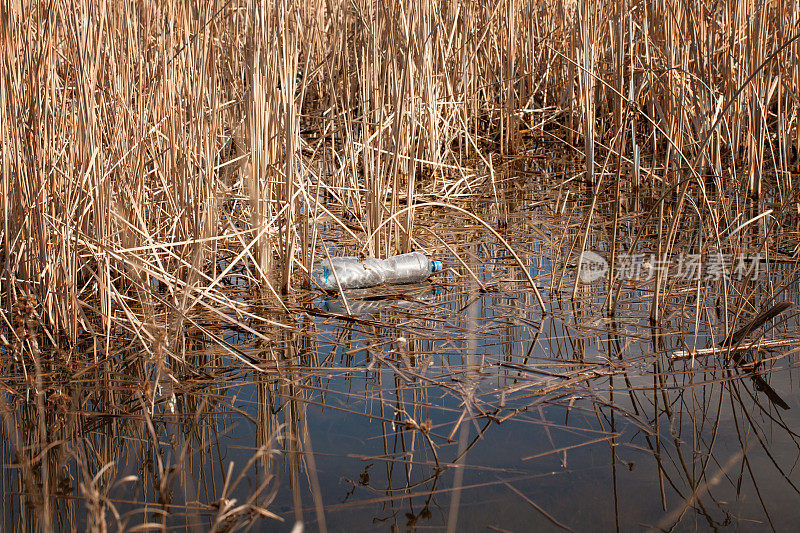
[671, 337, 800, 360]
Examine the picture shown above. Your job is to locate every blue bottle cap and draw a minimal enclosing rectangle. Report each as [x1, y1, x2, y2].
[430, 260, 443, 273]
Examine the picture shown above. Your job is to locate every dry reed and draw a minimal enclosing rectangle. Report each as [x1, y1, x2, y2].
[2, 0, 800, 530]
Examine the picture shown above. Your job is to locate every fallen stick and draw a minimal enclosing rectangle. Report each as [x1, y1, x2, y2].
[671, 338, 800, 360]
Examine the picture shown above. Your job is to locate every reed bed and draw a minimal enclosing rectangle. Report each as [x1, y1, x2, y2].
[2, 0, 799, 350]
[2, 0, 800, 530]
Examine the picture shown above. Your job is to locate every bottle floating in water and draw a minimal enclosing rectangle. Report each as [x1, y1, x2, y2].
[313, 252, 443, 290]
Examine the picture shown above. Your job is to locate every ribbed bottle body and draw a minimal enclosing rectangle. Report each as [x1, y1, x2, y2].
[313, 252, 439, 290]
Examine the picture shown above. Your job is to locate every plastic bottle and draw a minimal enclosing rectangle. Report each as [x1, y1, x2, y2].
[313, 252, 443, 290]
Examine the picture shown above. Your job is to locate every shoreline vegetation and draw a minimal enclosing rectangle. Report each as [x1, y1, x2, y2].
[3, 0, 797, 347]
[2, 0, 800, 530]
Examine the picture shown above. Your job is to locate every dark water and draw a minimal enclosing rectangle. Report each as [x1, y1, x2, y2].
[3, 191, 800, 532]
[269, 282, 800, 532]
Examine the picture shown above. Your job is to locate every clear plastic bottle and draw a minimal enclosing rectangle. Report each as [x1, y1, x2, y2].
[313, 252, 443, 290]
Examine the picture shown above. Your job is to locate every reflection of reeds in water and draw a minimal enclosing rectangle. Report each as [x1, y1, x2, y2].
[0, 314, 287, 531]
